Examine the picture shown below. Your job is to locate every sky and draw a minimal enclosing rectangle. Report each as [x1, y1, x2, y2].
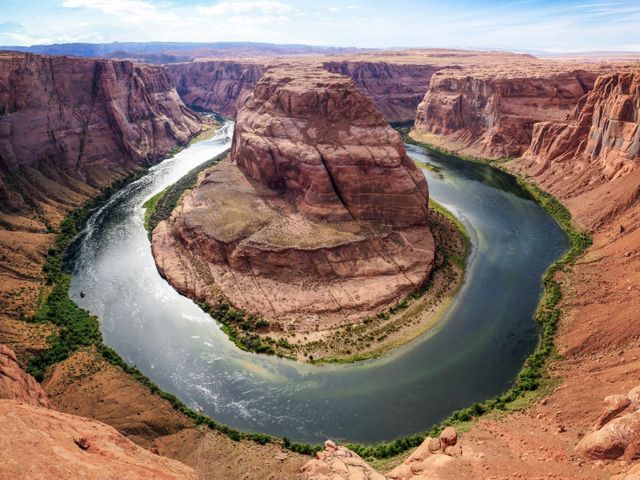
[1, 0, 639, 53]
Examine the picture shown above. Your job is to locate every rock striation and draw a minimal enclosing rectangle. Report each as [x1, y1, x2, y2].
[153, 65, 434, 331]
[414, 67, 600, 158]
[166, 59, 439, 123]
[0, 51, 203, 215]
[517, 69, 640, 228]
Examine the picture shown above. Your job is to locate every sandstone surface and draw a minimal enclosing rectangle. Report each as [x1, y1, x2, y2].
[322, 61, 439, 122]
[0, 51, 204, 320]
[0, 343, 48, 407]
[0, 399, 198, 480]
[153, 65, 434, 332]
[166, 60, 264, 117]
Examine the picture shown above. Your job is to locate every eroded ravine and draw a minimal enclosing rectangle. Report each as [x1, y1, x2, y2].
[69, 120, 567, 444]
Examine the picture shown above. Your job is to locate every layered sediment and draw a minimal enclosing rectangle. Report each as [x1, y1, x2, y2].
[152, 65, 435, 335]
[322, 61, 439, 122]
[166, 59, 439, 123]
[414, 66, 604, 158]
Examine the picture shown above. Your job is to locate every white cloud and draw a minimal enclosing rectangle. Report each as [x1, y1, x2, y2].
[328, 6, 338, 12]
[62, 0, 177, 23]
[197, 1, 295, 16]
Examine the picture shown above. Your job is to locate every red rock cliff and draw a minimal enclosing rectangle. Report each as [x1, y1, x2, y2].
[0, 51, 203, 319]
[166, 59, 439, 123]
[518, 69, 640, 228]
[414, 67, 599, 158]
[0, 51, 203, 214]
[231, 65, 430, 227]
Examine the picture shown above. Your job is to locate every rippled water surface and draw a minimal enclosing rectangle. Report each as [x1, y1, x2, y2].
[70, 123, 567, 443]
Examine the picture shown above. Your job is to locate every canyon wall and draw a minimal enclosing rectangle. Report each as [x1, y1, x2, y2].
[0, 51, 203, 215]
[153, 65, 434, 331]
[519, 69, 640, 228]
[167, 60, 440, 122]
[414, 67, 601, 158]
[322, 61, 440, 122]
[166, 60, 264, 117]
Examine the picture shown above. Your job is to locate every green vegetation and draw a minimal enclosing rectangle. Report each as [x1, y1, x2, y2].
[142, 190, 166, 232]
[27, 173, 145, 381]
[198, 301, 295, 358]
[26, 153, 321, 455]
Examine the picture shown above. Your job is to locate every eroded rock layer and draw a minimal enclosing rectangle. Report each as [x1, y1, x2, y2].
[153, 66, 434, 330]
[519, 69, 640, 228]
[231, 65, 430, 227]
[414, 67, 602, 158]
[166, 59, 439, 122]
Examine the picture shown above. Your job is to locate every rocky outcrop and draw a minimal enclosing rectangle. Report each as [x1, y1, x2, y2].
[414, 67, 600, 158]
[577, 385, 640, 460]
[232, 65, 430, 227]
[299, 429, 472, 480]
[323, 61, 440, 122]
[0, 344, 48, 407]
[166, 60, 264, 117]
[0, 399, 197, 479]
[166, 60, 438, 123]
[518, 70, 640, 228]
[153, 65, 434, 331]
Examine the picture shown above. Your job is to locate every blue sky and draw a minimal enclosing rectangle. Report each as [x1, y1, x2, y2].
[1, 0, 639, 52]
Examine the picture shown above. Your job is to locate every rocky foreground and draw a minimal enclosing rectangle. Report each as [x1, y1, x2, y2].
[153, 65, 435, 335]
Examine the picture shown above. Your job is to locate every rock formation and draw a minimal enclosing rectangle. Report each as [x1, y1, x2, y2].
[577, 385, 640, 460]
[153, 65, 434, 331]
[0, 400, 197, 479]
[414, 67, 602, 158]
[166, 60, 265, 117]
[167, 59, 439, 123]
[517, 69, 640, 228]
[299, 429, 473, 480]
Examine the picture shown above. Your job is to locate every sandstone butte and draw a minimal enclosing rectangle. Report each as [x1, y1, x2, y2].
[152, 64, 435, 332]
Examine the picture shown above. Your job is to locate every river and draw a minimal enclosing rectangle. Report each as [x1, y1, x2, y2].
[69, 120, 567, 444]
